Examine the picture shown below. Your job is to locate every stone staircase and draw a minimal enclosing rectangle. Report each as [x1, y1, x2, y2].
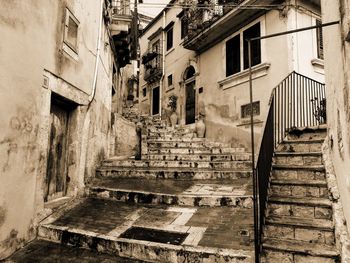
[34, 117, 256, 262]
[261, 127, 339, 263]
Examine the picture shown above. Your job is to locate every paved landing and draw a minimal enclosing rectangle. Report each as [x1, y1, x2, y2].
[4, 240, 147, 263]
[44, 198, 254, 251]
[90, 177, 253, 196]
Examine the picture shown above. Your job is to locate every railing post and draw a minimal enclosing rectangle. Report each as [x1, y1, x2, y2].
[248, 39, 259, 263]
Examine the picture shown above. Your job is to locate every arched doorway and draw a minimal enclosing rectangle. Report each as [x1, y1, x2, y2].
[184, 66, 196, 124]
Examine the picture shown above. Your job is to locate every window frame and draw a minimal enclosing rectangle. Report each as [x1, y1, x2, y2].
[167, 74, 173, 88]
[166, 26, 174, 51]
[225, 20, 264, 77]
[316, 19, 324, 60]
[64, 8, 80, 54]
[181, 17, 189, 39]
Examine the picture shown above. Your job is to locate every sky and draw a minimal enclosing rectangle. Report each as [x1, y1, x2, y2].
[138, 0, 171, 17]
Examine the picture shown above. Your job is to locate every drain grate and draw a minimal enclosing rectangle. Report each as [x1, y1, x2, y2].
[120, 227, 189, 245]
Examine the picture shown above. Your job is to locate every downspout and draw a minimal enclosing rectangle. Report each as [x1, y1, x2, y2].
[77, 0, 104, 193]
[88, 0, 105, 106]
[160, 10, 166, 118]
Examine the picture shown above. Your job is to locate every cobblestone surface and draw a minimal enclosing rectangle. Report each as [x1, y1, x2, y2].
[4, 240, 147, 262]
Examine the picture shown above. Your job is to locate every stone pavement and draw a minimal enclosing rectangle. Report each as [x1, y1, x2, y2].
[7, 117, 254, 262]
[38, 198, 254, 262]
[4, 239, 147, 263]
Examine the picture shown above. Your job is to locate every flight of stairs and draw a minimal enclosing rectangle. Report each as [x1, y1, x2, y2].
[261, 127, 339, 263]
[35, 117, 256, 262]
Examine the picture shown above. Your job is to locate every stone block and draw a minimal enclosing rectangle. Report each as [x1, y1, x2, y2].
[267, 204, 292, 217]
[265, 225, 294, 239]
[294, 228, 325, 243]
[271, 185, 292, 196]
[292, 205, 315, 218]
[263, 250, 293, 263]
[294, 254, 335, 263]
[315, 207, 332, 220]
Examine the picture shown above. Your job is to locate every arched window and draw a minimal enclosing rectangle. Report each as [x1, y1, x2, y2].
[184, 66, 195, 81]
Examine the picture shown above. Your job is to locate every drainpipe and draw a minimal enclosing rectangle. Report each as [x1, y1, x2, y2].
[88, 0, 105, 105]
[160, 10, 166, 118]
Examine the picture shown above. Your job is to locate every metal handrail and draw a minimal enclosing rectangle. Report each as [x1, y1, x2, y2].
[254, 71, 326, 262]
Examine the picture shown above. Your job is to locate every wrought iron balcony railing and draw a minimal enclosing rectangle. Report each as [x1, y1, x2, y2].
[184, 0, 245, 42]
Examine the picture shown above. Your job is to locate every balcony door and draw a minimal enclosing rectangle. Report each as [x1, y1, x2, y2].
[152, 86, 160, 115]
[184, 66, 196, 124]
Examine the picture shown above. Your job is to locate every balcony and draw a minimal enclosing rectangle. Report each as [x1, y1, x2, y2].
[183, 0, 282, 52]
[142, 51, 163, 83]
[108, 0, 133, 36]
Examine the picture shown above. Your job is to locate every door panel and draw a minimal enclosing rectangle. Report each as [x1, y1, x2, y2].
[45, 103, 69, 202]
[152, 86, 160, 115]
[185, 81, 196, 124]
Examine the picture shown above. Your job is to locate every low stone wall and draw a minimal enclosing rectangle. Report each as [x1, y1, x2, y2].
[322, 138, 350, 263]
[112, 115, 139, 158]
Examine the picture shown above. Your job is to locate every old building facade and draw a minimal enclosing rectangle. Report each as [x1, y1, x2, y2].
[139, 0, 324, 149]
[321, 0, 350, 237]
[0, 0, 134, 259]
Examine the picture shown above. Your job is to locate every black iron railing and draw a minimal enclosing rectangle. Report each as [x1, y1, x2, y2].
[273, 71, 326, 147]
[254, 71, 326, 262]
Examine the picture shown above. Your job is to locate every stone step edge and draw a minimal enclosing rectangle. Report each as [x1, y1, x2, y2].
[281, 138, 324, 144]
[97, 167, 253, 172]
[272, 164, 325, 171]
[38, 225, 253, 263]
[268, 196, 332, 207]
[274, 152, 322, 156]
[262, 238, 338, 258]
[87, 187, 253, 208]
[270, 179, 327, 187]
[264, 216, 334, 230]
[102, 160, 252, 165]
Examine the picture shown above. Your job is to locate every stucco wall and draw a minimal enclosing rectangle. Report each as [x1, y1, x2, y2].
[0, 0, 115, 258]
[321, 0, 350, 234]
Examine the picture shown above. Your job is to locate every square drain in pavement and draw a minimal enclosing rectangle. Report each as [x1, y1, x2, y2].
[120, 227, 189, 245]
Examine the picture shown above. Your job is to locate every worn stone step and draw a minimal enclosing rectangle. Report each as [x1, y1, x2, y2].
[88, 177, 253, 208]
[5, 239, 146, 263]
[286, 126, 327, 141]
[147, 141, 233, 149]
[273, 152, 323, 166]
[147, 153, 252, 162]
[264, 216, 335, 245]
[101, 159, 251, 170]
[38, 198, 253, 263]
[96, 167, 252, 180]
[267, 196, 332, 220]
[276, 139, 324, 153]
[272, 166, 326, 181]
[270, 179, 328, 198]
[148, 147, 246, 155]
[262, 238, 338, 263]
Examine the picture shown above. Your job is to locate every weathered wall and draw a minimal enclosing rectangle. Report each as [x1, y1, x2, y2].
[321, 0, 350, 234]
[113, 115, 138, 157]
[139, 2, 324, 150]
[0, 0, 115, 258]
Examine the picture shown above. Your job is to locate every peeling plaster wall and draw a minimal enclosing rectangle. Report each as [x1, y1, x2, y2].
[0, 0, 115, 259]
[321, 0, 350, 234]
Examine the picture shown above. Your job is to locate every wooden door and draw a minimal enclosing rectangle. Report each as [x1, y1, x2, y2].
[185, 81, 196, 124]
[152, 86, 160, 115]
[45, 103, 69, 202]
